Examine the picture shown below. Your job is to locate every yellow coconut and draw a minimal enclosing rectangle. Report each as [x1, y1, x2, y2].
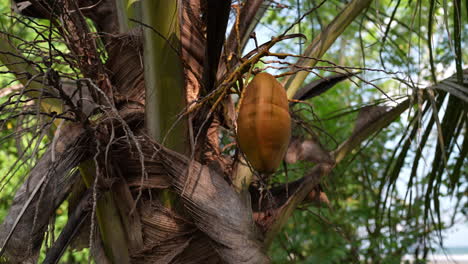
[237, 72, 291, 173]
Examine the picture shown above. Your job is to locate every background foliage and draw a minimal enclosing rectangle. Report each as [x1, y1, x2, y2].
[258, 0, 467, 262]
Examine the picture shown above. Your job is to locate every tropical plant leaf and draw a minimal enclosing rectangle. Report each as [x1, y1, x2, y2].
[334, 100, 410, 164]
[454, 0, 464, 84]
[449, 124, 468, 190]
[283, 0, 373, 99]
[378, 0, 401, 70]
[292, 72, 359, 102]
[427, 0, 437, 83]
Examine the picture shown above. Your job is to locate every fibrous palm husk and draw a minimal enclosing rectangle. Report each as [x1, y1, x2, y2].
[109, 134, 269, 263]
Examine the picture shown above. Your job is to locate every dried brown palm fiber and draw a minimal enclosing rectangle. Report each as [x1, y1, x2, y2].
[130, 201, 194, 263]
[155, 141, 270, 263]
[110, 140, 195, 261]
[116, 148, 170, 190]
[180, 0, 205, 103]
[139, 200, 194, 244]
[133, 232, 220, 264]
[111, 132, 268, 263]
[106, 29, 145, 104]
[169, 233, 222, 264]
[131, 196, 220, 263]
[237, 72, 291, 174]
